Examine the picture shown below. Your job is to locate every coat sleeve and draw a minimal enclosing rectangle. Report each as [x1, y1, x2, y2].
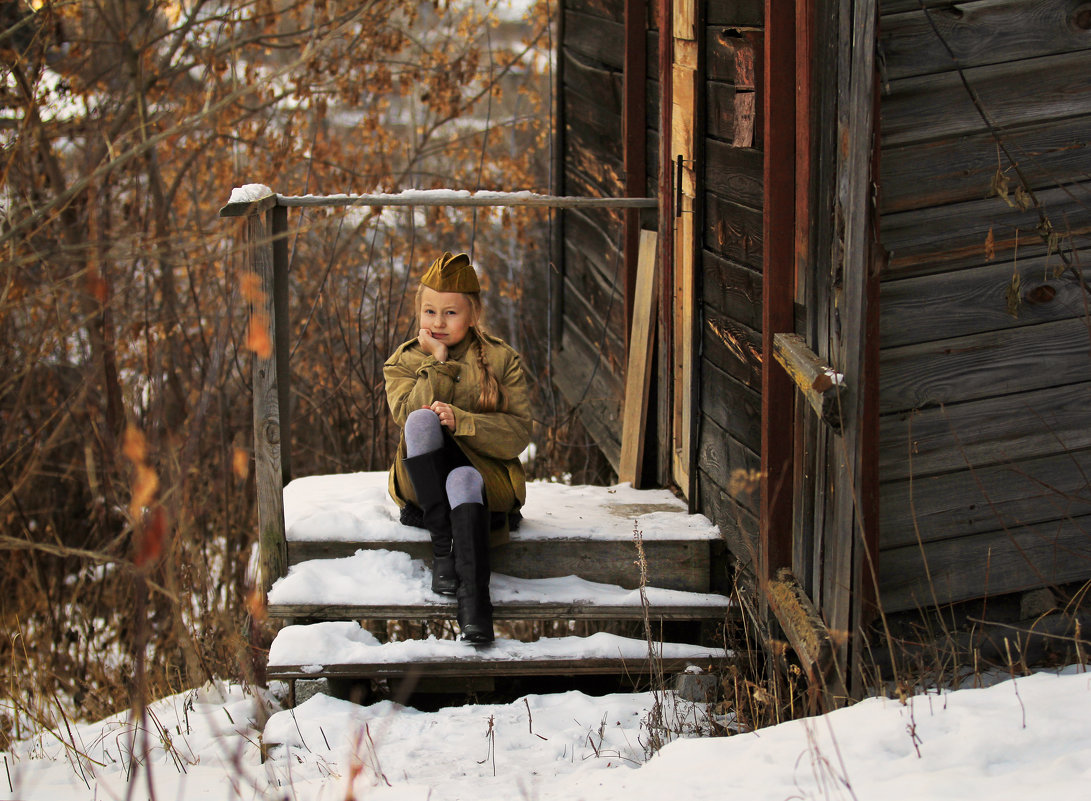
[384, 347, 462, 426]
[451, 350, 532, 460]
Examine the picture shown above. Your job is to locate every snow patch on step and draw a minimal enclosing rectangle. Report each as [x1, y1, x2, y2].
[268, 622, 727, 667]
[267, 548, 732, 608]
[283, 472, 719, 543]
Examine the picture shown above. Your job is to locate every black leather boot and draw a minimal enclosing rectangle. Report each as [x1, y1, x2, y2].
[450, 501, 494, 643]
[402, 451, 458, 596]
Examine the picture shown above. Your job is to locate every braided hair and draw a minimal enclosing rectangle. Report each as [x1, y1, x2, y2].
[465, 293, 505, 412]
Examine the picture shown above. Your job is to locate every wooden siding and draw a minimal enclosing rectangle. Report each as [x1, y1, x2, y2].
[875, 0, 1091, 611]
[696, 0, 764, 574]
[556, 0, 631, 468]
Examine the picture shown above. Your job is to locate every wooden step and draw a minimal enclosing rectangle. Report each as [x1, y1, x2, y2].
[266, 548, 734, 621]
[266, 622, 730, 681]
[283, 473, 723, 592]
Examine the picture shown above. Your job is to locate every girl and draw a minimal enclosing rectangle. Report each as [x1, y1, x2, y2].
[384, 251, 532, 643]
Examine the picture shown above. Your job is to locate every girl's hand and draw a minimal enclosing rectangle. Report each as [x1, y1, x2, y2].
[430, 400, 455, 431]
[417, 328, 448, 363]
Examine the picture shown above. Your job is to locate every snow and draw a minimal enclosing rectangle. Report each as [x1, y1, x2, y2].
[268, 624, 725, 669]
[5, 473, 1086, 799]
[283, 472, 719, 543]
[267, 548, 731, 609]
[4, 667, 1089, 800]
[227, 184, 273, 204]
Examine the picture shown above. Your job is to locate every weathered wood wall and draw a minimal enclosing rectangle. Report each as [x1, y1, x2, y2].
[554, 0, 647, 467]
[696, 0, 764, 578]
[875, 0, 1091, 611]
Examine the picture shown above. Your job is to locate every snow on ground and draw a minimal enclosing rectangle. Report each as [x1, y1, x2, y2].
[3, 666, 1089, 800]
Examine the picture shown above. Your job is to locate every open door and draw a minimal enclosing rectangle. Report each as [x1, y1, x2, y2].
[670, 0, 698, 497]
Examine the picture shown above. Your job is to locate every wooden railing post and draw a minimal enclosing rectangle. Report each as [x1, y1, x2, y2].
[221, 185, 287, 597]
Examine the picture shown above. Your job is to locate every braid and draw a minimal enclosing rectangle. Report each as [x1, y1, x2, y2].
[473, 327, 504, 412]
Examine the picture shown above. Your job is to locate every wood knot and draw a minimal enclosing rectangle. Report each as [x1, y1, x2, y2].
[264, 422, 281, 444]
[1025, 284, 1057, 305]
[1072, 2, 1091, 31]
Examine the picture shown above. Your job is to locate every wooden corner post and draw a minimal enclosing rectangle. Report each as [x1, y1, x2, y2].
[221, 186, 288, 597]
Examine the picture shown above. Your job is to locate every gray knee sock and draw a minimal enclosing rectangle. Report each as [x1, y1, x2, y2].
[405, 408, 444, 457]
[446, 466, 484, 508]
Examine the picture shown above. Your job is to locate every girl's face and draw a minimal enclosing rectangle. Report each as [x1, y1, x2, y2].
[419, 287, 474, 347]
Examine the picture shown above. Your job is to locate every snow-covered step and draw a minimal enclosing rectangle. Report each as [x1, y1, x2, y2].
[266, 622, 730, 681]
[266, 549, 733, 621]
[283, 473, 724, 592]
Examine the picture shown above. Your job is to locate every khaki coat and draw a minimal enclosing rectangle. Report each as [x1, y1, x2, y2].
[384, 329, 532, 545]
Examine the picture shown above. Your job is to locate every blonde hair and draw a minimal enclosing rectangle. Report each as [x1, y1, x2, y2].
[415, 285, 504, 413]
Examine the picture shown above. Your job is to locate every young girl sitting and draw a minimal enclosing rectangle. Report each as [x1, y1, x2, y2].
[384, 251, 532, 643]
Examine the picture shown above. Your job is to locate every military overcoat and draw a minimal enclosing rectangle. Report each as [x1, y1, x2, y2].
[384, 329, 532, 546]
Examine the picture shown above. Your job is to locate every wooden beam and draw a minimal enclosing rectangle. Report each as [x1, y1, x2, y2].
[760, 0, 797, 583]
[267, 600, 732, 622]
[271, 205, 292, 486]
[269, 655, 729, 681]
[619, 230, 660, 487]
[247, 211, 287, 595]
[766, 568, 846, 703]
[773, 332, 843, 432]
[270, 191, 657, 209]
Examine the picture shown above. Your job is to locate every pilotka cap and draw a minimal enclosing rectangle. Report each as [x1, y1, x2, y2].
[421, 251, 480, 294]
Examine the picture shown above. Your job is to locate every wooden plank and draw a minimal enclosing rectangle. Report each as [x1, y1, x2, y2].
[697, 466, 761, 580]
[773, 333, 843, 432]
[766, 568, 841, 697]
[268, 655, 729, 681]
[760, 0, 798, 586]
[704, 311, 762, 391]
[704, 190, 764, 270]
[880, 0, 1091, 82]
[271, 205, 291, 486]
[704, 138, 763, 208]
[880, 112, 1091, 214]
[619, 230, 659, 486]
[878, 381, 1091, 481]
[288, 538, 710, 592]
[569, 0, 626, 24]
[624, 0, 648, 332]
[823, 0, 881, 697]
[878, 512, 1091, 612]
[697, 416, 762, 516]
[267, 600, 732, 622]
[880, 179, 1091, 278]
[563, 48, 623, 117]
[564, 8, 626, 68]
[248, 211, 287, 595]
[879, 317, 1091, 414]
[700, 355, 762, 452]
[707, 25, 761, 85]
[881, 50, 1091, 147]
[879, 447, 1091, 549]
[879, 257, 1091, 348]
[706, 0, 764, 26]
[553, 346, 624, 471]
[702, 249, 763, 331]
[559, 268, 627, 367]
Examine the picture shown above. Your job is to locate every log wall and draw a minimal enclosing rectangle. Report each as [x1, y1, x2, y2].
[554, 0, 644, 467]
[696, 0, 764, 578]
[875, 0, 1091, 611]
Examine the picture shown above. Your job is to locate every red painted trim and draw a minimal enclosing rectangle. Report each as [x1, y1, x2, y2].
[760, 0, 797, 581]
